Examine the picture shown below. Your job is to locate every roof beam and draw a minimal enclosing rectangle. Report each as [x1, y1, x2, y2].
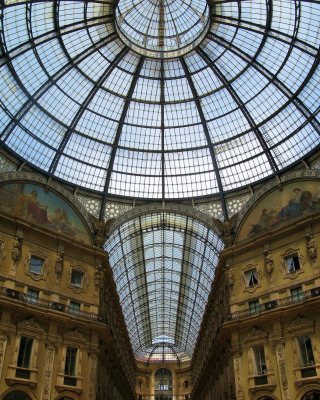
[179, 56, 228, 219]
[99, 55, 145, 220]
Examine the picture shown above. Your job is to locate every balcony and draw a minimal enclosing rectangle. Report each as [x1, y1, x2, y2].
[227, 287, 320, 321]
[0, 287, 99, 321]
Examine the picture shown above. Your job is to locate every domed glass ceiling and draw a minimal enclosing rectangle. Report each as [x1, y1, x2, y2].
[0, 0, 319, 204]
[115, 0, 210, 58]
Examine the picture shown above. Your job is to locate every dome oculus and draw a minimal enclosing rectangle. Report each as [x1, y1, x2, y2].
[115, 0, 210, 58]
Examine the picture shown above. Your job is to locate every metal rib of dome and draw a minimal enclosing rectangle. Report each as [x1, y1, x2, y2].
[0, 0, 319, 209]
[105, 212, 224, 361]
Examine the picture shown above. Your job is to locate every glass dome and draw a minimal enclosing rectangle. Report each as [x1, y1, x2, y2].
[0, 0, 319, 203]
[115, 0, 210, 58]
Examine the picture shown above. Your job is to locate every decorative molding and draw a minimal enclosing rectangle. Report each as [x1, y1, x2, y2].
[63, 329, 88, 346]
[243, 327, 267, 346]
[68, 265, 89, 294]
[106, 203, 223, 239]
[287, 316, 314, 335]
[24, 248, 49, 282]
[241, 264, 262, 293]
[280, 248, 304, 280]
[17, 318, 44, 334]
[0, 240, 6, 266]
[41, 342, 56, 400]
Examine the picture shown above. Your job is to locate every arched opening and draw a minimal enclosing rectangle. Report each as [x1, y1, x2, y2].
[301, 391, 320, 400]
[257, 397, 275, 400]
[155, 368, 173, 400]
[3, 391, 31, 400]
[56, 398, 74, 400]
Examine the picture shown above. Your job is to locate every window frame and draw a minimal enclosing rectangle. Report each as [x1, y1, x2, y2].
[70, 269, 85, 289]
[17, 336, 34, 369]
[245, 269, 259, 288]
[28, 256, 44, 275]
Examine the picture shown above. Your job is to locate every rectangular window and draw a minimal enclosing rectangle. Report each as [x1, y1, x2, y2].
[291, 286, 304, 302]
[29, 256, 43, 275]
[70, 270, 84, 288]
[245, 269, 259, 287]
[65, 347, 78, 376]
[298, 336, 315, 366]
[285, 254, 300, 273]
[16, 336, 33, 378]
[64, 346, 78, 386]
[17, 336, 33, 368]
[249, 300, 260, 315]
[253, 345, 267, 375]
[26, 289, 39, 304]
[297, 335, 317, 378]
[69, 301, 81, 314]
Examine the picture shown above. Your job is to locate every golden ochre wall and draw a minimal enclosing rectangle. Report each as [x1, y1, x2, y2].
[0, 176, 135, 400]
[192, 177, 320, 400]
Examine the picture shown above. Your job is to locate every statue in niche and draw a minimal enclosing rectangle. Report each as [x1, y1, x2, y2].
[212, 214, 238, 246]
[12, 237, 22, 262]
[264, 251, 274, 275]
[55, 252, 64, 279]
[306, 234, 317, 263]
[94, 218, 115, 247]
[226, 270, 235, 289]
[94, 266, 103, 290]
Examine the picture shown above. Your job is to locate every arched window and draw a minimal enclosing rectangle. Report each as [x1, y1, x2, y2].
[301, 391, 320, 400]
[3, 391, 31, 400]
[155, 368, 173, 400]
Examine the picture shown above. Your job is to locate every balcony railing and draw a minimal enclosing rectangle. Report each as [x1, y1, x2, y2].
[0, 287, 100, 321]
[226, 288, 320, 321]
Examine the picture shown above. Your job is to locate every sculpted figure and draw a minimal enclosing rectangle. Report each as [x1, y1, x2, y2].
[264, 252, 274, 274]
[306, 235, 317, 262]
[55, 252, 64, 278]
[12, 237, 22, 261]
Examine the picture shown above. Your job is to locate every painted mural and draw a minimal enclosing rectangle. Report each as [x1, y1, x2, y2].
[237, 180, 320, 241]
[0, 182, 91, 244]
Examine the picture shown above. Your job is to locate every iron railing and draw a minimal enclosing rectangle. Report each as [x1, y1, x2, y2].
[226, 287, 320, 321]
[0, 287, 100, 321]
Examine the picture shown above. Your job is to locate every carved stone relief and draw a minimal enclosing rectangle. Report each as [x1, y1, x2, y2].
[41, 342, 56, 400]
[0, 333, 8, 381]
[55, 252, 64, 282]
[233, 355, 244, 400]
[11, 236, 22, 275]
[306, 234, 318, 271]
[0, 240, 6, 266]
[264, 251, 274, 277]
[88, 351, 98, 400]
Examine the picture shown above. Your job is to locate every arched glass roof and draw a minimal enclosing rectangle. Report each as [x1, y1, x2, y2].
[105, 212, 224, 361]
[0, 0, 319, 208]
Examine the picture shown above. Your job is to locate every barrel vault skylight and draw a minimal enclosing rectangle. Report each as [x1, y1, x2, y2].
[105, 212, 224, 362]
